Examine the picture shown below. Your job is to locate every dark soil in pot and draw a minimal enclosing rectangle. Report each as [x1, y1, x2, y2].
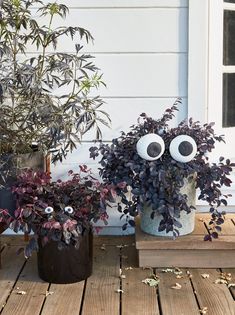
[37, 229, 93, 284]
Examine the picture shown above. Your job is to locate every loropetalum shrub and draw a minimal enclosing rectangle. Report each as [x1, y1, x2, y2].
[0, 166, 117, 256]
[90, 100, 235, 240]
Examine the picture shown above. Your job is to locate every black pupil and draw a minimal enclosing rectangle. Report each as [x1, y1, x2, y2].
[178, 141, 193, 156]
[147, 142, 162, 158]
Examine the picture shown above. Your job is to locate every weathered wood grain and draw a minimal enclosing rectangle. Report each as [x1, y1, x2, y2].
[81, 245, 120, 314]
[157, 268, 199, 315]
[221, 268, 235, 300]
[190, 269, 235, 315]
[1, 254, 49, 315]
[0, 246, 26, 312]
[203, 214, 235, 236]
[138, 249, 235, 268]
[122, 245, 160, 315]
[41, 282, 85, 315]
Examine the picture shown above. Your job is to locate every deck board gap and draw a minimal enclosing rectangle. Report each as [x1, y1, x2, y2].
[79, 279, 87, 315]
[0, 258, 28, 314]
[156, 286, 163, 315]
[220, 268, 235, 301]
[119, 247, 122, 315]
[203, 221, 211, 235]
[154, 268, 163, 315]
[187, 270, 202, 312]
[38, 283, 51, 315]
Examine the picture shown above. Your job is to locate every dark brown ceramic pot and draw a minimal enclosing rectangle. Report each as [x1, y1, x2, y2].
[37, 229, 93, 284]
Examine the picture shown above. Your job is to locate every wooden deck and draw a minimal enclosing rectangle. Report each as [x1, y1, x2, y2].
[0, 235, 234, 315]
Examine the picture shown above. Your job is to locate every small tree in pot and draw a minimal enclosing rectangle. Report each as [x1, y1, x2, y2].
[0, 0, 109, 227]
[0, 166, 117, 283]
[90, 100, 235, 240]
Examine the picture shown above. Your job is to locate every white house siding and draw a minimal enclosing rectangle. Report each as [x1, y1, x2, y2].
[39, 0, 189, 176]
[33, 0, 187, 233]
[2, 0, 189, 235]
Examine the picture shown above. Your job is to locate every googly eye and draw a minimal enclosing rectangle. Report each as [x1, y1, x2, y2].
[44, 206, 54, 214]
[64, 206, 74, 214]
[169, 135, 197, 163]
[136, 133, 165, 161]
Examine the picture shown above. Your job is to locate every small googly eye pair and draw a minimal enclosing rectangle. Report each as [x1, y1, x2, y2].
[44, 206, 54, 214]
[64, 206, 74, 214]
[136, 133, 197, 163]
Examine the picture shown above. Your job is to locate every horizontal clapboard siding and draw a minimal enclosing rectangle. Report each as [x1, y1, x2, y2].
[44, 1, 188, 231]
[4, 0, 190, 234]
[34, 0, 188, 8]
[30, 8, 188, 53]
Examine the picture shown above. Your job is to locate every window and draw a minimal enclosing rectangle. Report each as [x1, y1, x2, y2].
[223, 6, 235, 126]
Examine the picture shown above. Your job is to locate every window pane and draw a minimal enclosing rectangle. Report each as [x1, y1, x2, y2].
[223, 73, 235, 127]
[224, 10, 235, 65]
[224, 0, 235, 3]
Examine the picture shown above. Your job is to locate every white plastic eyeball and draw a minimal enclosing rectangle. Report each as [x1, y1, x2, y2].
[169, 135, 197, 163]
[64, 206, 74, 214]
[136, 133, 165, 161]
[44, 206, 54, 214]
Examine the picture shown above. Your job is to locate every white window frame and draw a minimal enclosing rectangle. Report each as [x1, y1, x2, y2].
[188, 0, 235, 151]
[188, 0, 235, 209]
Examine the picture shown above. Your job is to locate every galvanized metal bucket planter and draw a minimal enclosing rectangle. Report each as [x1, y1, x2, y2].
[140, 175, 196, 237]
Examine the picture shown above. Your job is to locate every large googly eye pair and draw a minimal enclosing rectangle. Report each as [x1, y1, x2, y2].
[64, 206, 74, 214]
[136, 133, 197, 163]
[45, 206, 54, 214]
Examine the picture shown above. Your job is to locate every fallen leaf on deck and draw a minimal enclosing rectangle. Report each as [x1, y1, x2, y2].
[171, 283, 182, 290]
[100, 244, 106, 250]
[125, 267, 133, 270]
[199, 307, 208, 314]
[201, 273, 210, 279]
[162, 268, 174, 273]
[16, 291, 27, 295]
[214, 279, 228, 284]
[220, 272, 232, 282]
[176, 275, 183, 279]
[119, 269, 126, 279]
[162, 268, 182, 275]
[45, 291, 54, 297]
[142, 278, 160, 287]
[116, 244, 128, 249]
[228, 283, 235, 288]
[142, 274, 160, 287]
[115, 289, 124, 293]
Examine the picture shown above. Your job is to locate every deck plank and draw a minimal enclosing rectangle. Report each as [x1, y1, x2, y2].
[0, 246, 26, 312]
[1, 254, 49, 315]
[157, 269, 199, 315]
[190, 269, 235, 315]
[122, 245, 160, 315]
[221, 269, 235, 300]
[41, 282, 85, 315]
[203, 214, 235, 236]
[81, 245, 120, 315]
